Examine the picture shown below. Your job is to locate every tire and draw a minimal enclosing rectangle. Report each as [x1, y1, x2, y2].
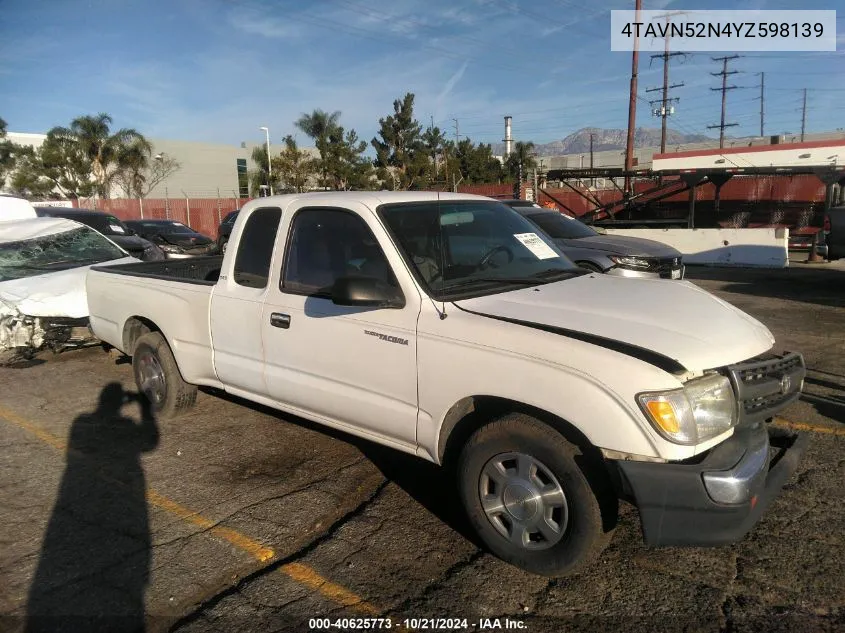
[576, 261, 603, 274]
[458, 413, 614, 576]
[132, 332, 197, 419]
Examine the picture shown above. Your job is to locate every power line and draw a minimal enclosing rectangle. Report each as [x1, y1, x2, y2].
[801, 88, 807, 141]
[707, 55, 741, 148]
[644, 11, 687, 155]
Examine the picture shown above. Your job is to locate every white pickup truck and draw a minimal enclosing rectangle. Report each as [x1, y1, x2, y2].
[87, 192, 806, 576]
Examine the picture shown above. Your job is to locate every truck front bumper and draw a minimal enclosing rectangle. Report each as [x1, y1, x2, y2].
[616, 424, 807, 547]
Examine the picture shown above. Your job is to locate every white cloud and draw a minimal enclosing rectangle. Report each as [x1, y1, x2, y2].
[228, 10, 299, 39]
[436, 62, 468, 106]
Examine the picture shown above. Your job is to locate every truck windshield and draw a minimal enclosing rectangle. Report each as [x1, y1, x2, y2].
[379, 200, 581, 299]
[0, 227, 126, 282]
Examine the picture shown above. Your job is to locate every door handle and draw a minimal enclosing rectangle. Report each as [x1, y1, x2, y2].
[270, 313, 291, 329]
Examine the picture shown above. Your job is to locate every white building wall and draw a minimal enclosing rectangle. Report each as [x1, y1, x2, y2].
[6, 132, 317, 199]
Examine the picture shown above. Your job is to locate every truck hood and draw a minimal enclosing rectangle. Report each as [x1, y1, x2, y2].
[0, 256, 137, 318]
[454, 274, 775, 371]
[559, 235, 681, 258]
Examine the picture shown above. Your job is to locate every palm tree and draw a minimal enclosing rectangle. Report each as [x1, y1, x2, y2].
[295, 109, 341, 187]
[249, 145, 282, 196]
[48, 113, 151, 198]
[505, 141, 537, 181]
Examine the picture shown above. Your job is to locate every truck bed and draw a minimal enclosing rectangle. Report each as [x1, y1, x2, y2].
[91, 256, 223, 285]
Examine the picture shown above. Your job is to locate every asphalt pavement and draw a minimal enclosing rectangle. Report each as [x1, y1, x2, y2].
[1, 262, 843, 633]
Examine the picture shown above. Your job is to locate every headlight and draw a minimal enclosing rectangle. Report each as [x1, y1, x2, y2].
[158, 243, 182, 253]
[638, 374, 736, 445]
[609, 255, 652, 269]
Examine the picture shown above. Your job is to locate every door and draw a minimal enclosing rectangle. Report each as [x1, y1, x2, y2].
[261, 204, 421, 445]
[210, 206, 282, 394]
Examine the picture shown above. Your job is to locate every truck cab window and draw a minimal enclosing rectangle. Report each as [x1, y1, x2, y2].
[282, 208, 397, 296]
[233, 207, 281, 288]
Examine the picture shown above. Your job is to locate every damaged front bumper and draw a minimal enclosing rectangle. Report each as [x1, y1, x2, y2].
[0, 308, 95, 362]
[615, 424, 806, 546]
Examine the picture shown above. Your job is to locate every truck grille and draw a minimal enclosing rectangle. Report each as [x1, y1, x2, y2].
[727, 352, 805, 425]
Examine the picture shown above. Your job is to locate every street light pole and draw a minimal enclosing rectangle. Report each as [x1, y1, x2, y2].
[259, 126, 273, 196]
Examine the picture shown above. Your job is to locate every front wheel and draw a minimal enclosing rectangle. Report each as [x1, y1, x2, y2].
[458, 414, 614, 576]
[132, 331, 197, 419]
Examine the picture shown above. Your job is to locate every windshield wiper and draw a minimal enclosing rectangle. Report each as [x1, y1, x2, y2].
[440, 277, 550, 291]
[439, 269, 580, 293]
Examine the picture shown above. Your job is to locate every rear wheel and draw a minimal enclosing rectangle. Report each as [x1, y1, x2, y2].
[132, 332, 197, 419]
[458, 413, 614, 576]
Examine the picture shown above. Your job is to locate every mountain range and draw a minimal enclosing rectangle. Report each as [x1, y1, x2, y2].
[490, 127, 713, 156]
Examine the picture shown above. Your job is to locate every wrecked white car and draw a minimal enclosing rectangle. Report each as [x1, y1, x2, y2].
[0, 217, 136, 361]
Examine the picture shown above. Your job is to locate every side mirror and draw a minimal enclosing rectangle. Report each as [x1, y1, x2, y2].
[331, 276, 405, 309]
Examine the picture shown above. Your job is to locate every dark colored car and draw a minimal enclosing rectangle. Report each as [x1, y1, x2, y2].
[217, 210, 239, 253]
[500, 199, 684, 279]
[826, 206, 844, 260]
[124, 220, 218, 259]
[34, 207, 165, 261]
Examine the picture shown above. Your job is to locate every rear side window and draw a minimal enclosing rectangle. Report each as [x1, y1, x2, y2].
[233, 207, 281, 288]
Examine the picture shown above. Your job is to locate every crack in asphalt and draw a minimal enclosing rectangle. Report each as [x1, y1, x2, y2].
[170, 455, 372, 531]
[167, 479, 390, 632]
[384, 550, 485, 617]
[718, 551, 740, 633]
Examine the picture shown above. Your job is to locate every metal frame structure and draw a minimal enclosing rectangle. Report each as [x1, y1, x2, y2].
[543, 165, 845, 228]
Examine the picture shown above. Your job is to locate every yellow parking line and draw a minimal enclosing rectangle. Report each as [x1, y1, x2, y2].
[280, 562, 379, 615]
[0, 404, 379, 615]
[0, 405, 68, 451]
[773, 416, 845, 437]
[145, 490, 275, 563]
[0, 403, 276, 561]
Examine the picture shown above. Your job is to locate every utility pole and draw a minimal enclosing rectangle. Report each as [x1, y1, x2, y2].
[589, 133, 595, 187]
[624, 0, 642, 194]
[801, 88, 807, 142]
[646, 15, 684, 154]
[452, 118, 460, 144]
[707, 55, 740, 148]
[757, 72, 765, 137]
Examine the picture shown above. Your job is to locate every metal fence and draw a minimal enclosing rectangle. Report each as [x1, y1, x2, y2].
[73, 197, 252, 239]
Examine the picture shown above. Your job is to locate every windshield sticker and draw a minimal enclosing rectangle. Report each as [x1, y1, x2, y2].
[109, 224, 126, 234]
[513, 233, 558, 260]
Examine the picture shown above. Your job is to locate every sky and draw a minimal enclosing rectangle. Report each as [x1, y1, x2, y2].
[1, 0, 843, 152]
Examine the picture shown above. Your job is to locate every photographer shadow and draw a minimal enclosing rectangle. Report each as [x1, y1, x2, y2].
[26, 383, 159, 633]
